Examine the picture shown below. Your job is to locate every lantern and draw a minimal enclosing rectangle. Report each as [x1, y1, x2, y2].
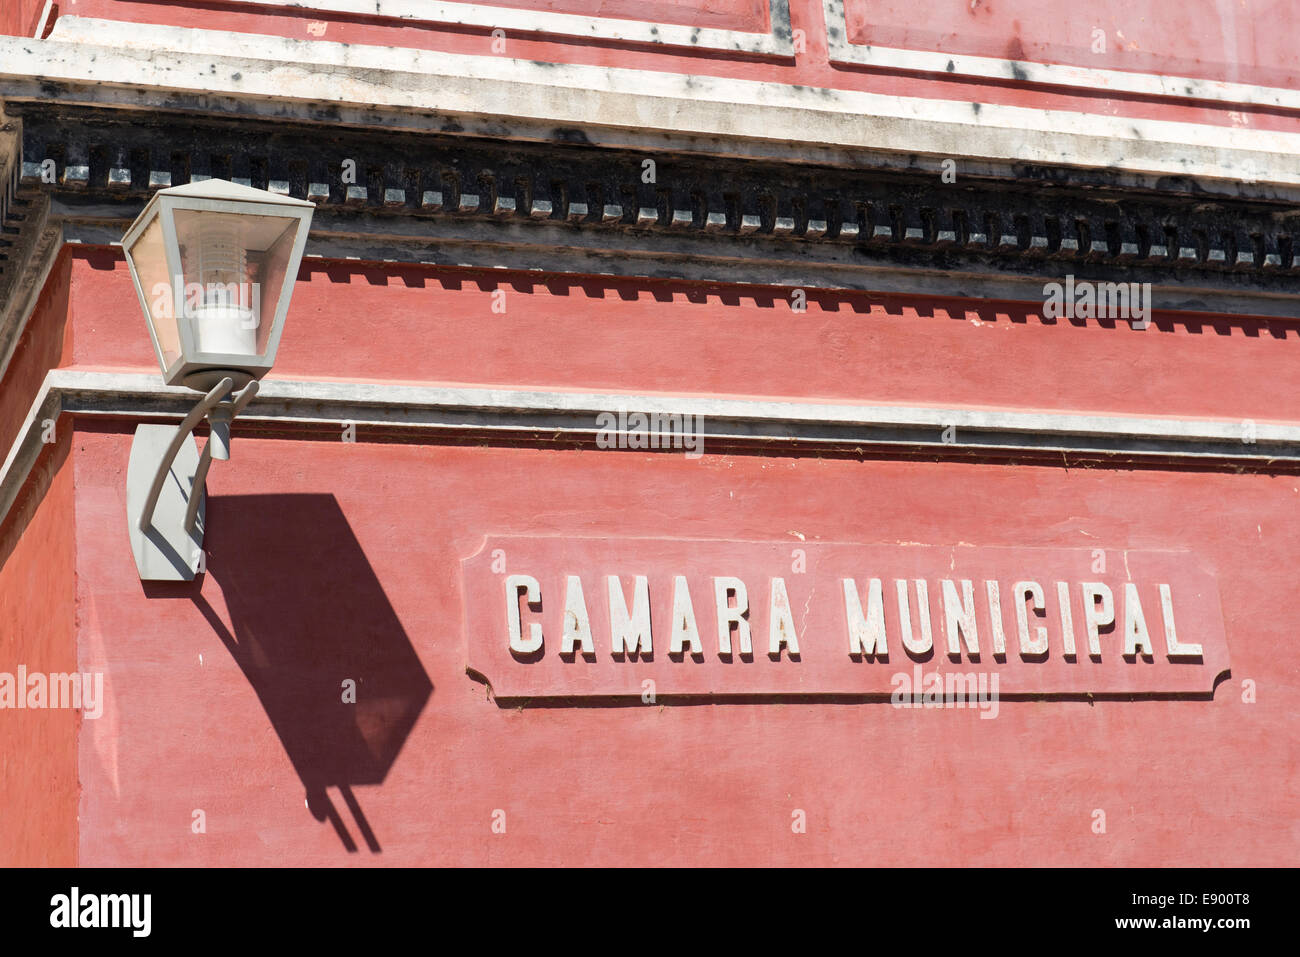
[122, 179, 314, 581]
[122, 178, 313, 390]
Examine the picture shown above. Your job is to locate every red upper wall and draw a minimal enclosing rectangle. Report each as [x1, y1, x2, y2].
[0, 0, 44, 38]
[0, 434, 78, 868]
[57, 248, 1300, 425]
[473, 0, 772, 31]
[51, 0, 1300, 134]
[67, 425, 1299, 866]
[847, 0, 1300, 90]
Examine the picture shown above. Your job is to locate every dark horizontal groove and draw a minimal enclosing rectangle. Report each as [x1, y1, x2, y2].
[484, 690, 1221, 707]
[8, 103, 1300, 289]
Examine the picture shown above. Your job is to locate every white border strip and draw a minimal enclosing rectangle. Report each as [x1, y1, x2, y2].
[34, 0, 55, 39]
[5, 369, 1299, 531]
[822, 0, 1300, 111]
[159, 0, 793, 55]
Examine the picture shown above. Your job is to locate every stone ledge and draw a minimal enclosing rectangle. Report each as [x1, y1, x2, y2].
[5, 369, 1299, 531]
[3, 17, 1300, 196]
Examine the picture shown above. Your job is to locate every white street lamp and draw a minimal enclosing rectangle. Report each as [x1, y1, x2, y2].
[121, 179, 314, 581]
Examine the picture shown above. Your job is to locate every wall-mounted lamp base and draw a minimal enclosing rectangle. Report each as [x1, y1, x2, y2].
[126, 424, 205, 581]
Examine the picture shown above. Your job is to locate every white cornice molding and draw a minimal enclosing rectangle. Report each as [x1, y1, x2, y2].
[4, 368, 1299, 534]
[3, 17, 1299, 193]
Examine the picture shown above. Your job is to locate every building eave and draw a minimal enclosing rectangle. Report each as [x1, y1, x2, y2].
[3, 17, 1300, 195]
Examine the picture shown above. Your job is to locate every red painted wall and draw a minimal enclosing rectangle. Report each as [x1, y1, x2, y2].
[0, 251, 82, 866]
[39, 249, 1300, 866]
[7, 0, 1296, 874]
[57, 249, 1300, 424]
[0, 0, 45, 38]
[67, 424, 1297, 865]
[472, 0, 771, 31]
[61, 0, 1300, 134]
[846, 0, 1300, 90]
[0, 434, 78, 868]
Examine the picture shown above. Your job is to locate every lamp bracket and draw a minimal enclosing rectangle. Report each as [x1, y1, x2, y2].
[126, 377, 259, 581]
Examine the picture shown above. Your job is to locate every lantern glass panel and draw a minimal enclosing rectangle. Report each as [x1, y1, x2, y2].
[124, 214, 182, 369]
[171, 208, 300, 359]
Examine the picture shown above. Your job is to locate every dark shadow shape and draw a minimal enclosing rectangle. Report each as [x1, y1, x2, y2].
[904, 643, 936, 664]
[185, 493, 432, 854]
[1090, 616, 1117, 661]
[141, 522, 194, 579]
[508, 592, 545, 664]
[81, 246, 122, 271]
[509, 645, 546, 665]
[850, 652, 890, 664]
[1211, 668, 1233, 696]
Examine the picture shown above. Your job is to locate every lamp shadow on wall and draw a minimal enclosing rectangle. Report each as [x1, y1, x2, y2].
[186, 493, 432, 854]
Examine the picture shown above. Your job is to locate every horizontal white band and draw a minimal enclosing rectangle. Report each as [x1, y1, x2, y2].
[3, 368, 1297, 531]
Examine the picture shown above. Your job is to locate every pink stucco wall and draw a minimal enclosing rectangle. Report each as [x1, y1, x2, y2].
[57, 0, 1300, 134]
[67, 422, 1296, 865]
[50, 249, 1300, 423]
[32, 254, 1297, 865]
[0, 436, 79, 867]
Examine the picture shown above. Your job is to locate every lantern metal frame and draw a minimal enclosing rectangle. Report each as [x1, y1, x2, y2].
[121, 178, 314, 390]
[121, 179, 314, 582]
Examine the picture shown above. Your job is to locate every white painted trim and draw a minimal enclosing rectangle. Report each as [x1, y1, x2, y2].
[11, 18, 1300, 192]
[207, 0, 794, 55]
[0, 375, 58, 532]
[822, 0, 1300, 111]
[4, 369, 1299, 531]
[34, 0, 55, 39]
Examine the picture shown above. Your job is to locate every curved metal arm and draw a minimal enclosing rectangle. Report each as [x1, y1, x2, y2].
[182, 440, 216, 534]
[181, 379, 260, 534]
[137, 378, 232, 532]
[230, 378, 260, 416]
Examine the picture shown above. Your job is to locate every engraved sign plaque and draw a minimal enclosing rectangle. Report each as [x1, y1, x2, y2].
[463, 537, 1229, 699]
